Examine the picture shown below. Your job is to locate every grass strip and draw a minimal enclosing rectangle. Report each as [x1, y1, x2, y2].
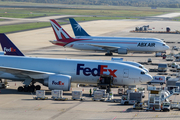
[0, 22, 66, 33]
[71, 17, 137, 21]
[0, 8, 168, 18]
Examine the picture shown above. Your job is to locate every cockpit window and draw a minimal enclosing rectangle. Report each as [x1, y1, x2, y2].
[139, 66, 143, 68]
[141, 71, 145, 74]
[163, 44, 165, 46]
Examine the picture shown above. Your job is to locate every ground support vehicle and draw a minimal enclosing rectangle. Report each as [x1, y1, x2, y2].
[170, 102, 180, 110]
[97, 75, 113, 93]
[121, 92, 142, 105]
[72, 91, 84, 101]
[133, 102, 144, 110]
[162, 102, 171, 111]
[147, 85, 179, 111]
[33, 90, 48, 100]
[51, 90, 68, 101]
[92, 91, 107, 101]
[137, 87, 145, 98]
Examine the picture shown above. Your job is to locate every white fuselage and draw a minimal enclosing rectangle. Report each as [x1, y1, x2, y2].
[65, 37, 169, 53]
[0, 56, 152, 86]
[76, 36, 163, 42]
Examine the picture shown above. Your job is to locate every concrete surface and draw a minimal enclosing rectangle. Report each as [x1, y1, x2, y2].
[0, 18, 180, 120]
[155, 13, 180, 18]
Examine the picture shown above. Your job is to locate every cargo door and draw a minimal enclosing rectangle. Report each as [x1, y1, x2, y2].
[123, 69, 129, 78]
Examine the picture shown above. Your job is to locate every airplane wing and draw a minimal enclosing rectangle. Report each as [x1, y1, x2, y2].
[0, 66, 55, 79]
[88, 44, 121, 51]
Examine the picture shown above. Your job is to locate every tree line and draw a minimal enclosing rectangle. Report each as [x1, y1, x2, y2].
[2, 0, 180, 8]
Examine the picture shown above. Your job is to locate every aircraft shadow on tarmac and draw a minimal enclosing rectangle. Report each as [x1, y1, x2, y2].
[27, 53, 125, 57]
[0, 88, 32, 95]
[27, 52, 155, 57]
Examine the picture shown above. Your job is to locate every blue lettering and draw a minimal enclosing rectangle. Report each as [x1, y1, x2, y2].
[83, 67, 91, 76]
[92, 65, 101, 76]
[76, 64, 84, 75]
[76, 64, 117, 77]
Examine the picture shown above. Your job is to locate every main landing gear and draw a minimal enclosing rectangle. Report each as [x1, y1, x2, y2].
[18, 85, 41, 92]
[105, 52, 113, 56]
[17, 79, 41, 92]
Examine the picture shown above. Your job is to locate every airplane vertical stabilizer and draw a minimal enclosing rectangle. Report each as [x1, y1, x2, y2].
[50, 19, 72, 41]
[0, 33, 24, 56]
[69, 18, 90, 37]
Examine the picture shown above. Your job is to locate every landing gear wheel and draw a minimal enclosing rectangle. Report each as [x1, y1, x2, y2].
[18, 86, 24, 92]
[105, 53, 113, 56]
[24, 86, 29, 92]
[35, 85, 41, 90]
[29, 85, 36, 92]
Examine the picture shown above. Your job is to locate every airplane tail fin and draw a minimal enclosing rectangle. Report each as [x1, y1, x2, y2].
[69, 18, 90, 37]
[50, 19, 73, 41]
[0, 33, 24, 56]
[50, 19, 76, 46]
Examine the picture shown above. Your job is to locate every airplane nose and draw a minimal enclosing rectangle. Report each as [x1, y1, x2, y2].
[147, 74, 153, 81]
[165, 45, 170, 50]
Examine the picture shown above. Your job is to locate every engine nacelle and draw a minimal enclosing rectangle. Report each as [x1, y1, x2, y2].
[117, 48, 127, 54]
[44, 74, 71, 91]
[0, 51, 5, 55]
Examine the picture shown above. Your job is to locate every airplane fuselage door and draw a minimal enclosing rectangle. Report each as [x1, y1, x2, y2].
[123, 69, 129, 78]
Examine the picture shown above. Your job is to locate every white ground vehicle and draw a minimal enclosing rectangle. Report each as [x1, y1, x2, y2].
[133, 102, 144, 110]
[148, 76, 166, 85]
[166, 55, 174, 61]
[158, 64, 168, 72]
[137, 87, 145, 98]
[172, 46, 179, 51]
[171, 62, 178, 68]
[162, 102, 171, 111]
[170, 102, 180, 110]
[156, 52, 162, 57]
[121, 92, 142, 105]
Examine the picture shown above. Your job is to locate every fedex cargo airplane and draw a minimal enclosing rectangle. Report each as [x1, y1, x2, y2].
[50, 19, 169, 56]
[0, 33, 152, 92]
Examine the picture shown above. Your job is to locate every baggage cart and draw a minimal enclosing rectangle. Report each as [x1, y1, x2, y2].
[51, 90, 68, 101]
[72, 91, 84, 101]
[92, 91, 106, 101]
[33, 90, 48, 100]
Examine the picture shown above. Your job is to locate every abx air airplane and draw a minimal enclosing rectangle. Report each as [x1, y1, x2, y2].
[56, 18, 169, 56]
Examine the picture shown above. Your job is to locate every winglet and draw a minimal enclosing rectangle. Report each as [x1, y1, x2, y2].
[0, 33, 24, 56]
[69, 18, 90, 37]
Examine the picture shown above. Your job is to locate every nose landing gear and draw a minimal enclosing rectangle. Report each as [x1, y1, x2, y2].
[105, 52, 113, 56]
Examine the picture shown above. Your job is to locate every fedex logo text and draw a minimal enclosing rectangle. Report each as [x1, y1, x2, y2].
[52, 81, 64, 85]
[154, 77, 163, 80]
[76, 64, 117, 77]
[4, 47, 16, 52]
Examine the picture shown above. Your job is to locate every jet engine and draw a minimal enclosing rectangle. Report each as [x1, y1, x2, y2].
[117, 48, 127, 54]
[44, 74, 71, 91]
